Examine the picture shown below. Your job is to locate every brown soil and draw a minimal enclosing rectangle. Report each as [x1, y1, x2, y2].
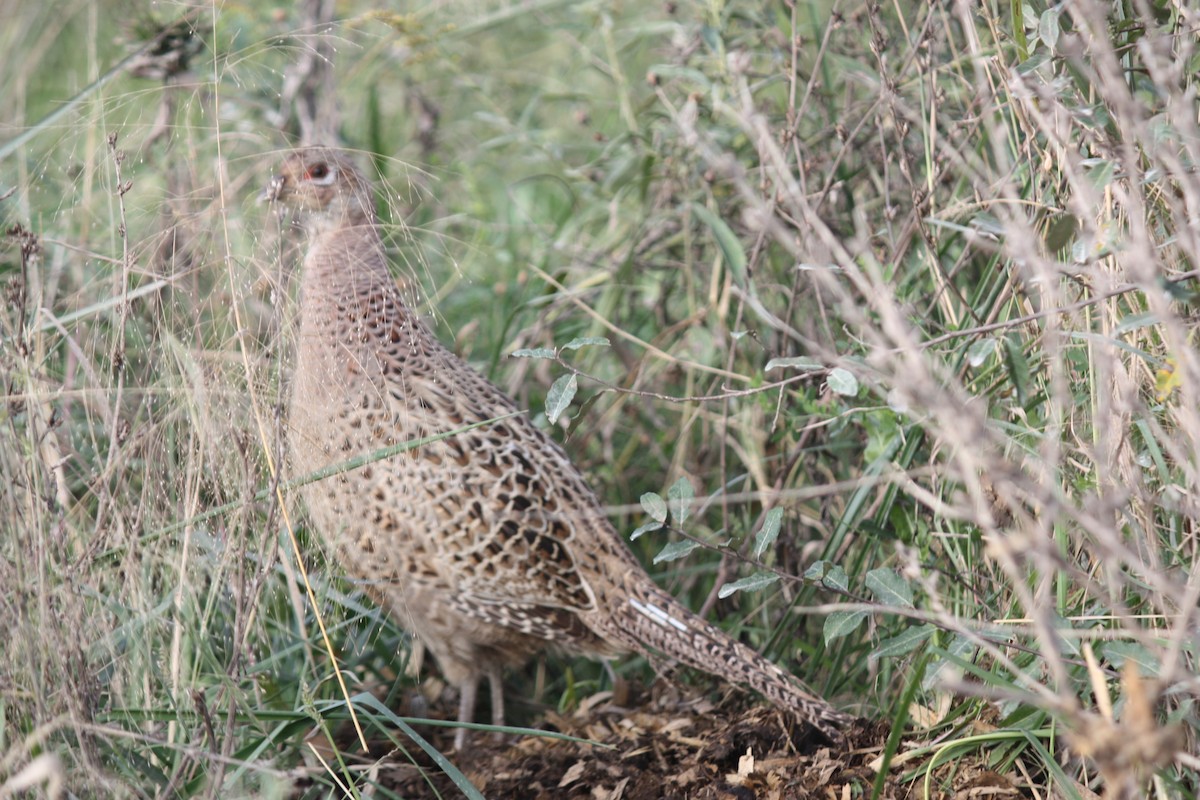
[295, 688, 1024, 799]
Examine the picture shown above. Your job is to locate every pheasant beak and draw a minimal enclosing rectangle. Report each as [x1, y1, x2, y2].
[260, 174, 288, 204]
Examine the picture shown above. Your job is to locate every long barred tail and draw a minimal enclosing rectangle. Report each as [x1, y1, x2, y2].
[612, 582, 853, 738]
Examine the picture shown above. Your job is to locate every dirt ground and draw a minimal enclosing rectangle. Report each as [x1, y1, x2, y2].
[296, 687, 1025, 799]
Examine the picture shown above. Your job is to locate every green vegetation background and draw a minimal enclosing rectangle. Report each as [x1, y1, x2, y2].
[2, 0, 1197, 796]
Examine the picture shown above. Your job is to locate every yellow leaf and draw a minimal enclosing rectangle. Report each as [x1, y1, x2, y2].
[1156, 357, 1180, 401]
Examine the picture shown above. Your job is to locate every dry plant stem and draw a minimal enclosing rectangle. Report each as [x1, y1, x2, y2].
[670, 0, 1200, 724]
[210, 30, 370, 750]
[94, 136, 132, 546]
[1054, 0, 1200, 669]
[529, 263, 749, 383]
[277, 0, 339, 146]
[915, 277, 1200, 352]
[551, 356, 821, 403]
[77, 722, 293, 782]
[701, 222, 763, 620]
[0, 754, 64, 799]
[781, 0, 841, 349]
[925, 0, 1189, 731]
[303, 740, 353, 796]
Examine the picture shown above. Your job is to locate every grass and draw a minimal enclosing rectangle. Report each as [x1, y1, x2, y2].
[2, 0, 1199, 796]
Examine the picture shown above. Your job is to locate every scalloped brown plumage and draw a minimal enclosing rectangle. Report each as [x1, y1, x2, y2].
[265, 147, 851, 750]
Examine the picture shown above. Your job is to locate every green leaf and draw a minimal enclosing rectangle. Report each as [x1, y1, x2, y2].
[872, 624, 935, 660]
[544, 374, 577, 423]
[717, 571, 780, 599]
[803, 560, 829, 582]
[966, 337, 996, 367]
[510, 347, 557, 359]
[652, 539, 700, 564]
[826, 367, 859, 397]
[667, 476, 694, 526]
[765, 356, 823, 372]
[561, 336, 610, 351]
[1114, 312, 1158, 335]
[971, 213, 1005, 237]
[820, 563, 849, 593]
[691, 202, 747, 286]
[865, 568, 914, 608]
[1085, 160, 1115, 192]
[1021, 3, 1037, 29]
[1014, 50, 1051, 75]
[823, 611, 867, 644]
[1159, 277, 1200, 304]
[629, 521, 662, 541]
[1102, 642, 1161, 677]
[1047, 611, 1081, 658]
[640, 492, 667, 523]
[1003, 334, 1030, 405]
[752, 508, 783, 559]
[1043, 214, 1078, 253]
[351, 694, 486, 799]
[699, 24, 722, 53]
[643, 64, 713, 87]
[923, 634, 974, 690]
[1039, 8, 1060, 51]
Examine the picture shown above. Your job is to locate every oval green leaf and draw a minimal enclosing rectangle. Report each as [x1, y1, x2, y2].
[545, 374, 577, 423]
[765, 356, 823, 372]
[667, 476, 694, 526]
[823, 610, 867, 644]
[752, 507, 783, 559]
[826, 367, 858, 397]
[641, 491, 667, 523]
[652, 539, 700, 564]
[865, 568, 913, 608]
[511, 347, 557, 359]
[718, 571, 780, 599]
[561, 336, 610, 351]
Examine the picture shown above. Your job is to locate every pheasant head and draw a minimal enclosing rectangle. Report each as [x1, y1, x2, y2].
[263, 147, 375, 233]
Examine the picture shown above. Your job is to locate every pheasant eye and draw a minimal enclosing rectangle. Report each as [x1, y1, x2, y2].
[306, 163, 336, 185]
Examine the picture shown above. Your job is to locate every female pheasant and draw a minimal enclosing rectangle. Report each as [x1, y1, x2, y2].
[265, 147, 850, 749]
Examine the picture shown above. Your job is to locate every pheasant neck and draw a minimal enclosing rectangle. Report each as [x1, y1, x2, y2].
[300, 223, 392, 296]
